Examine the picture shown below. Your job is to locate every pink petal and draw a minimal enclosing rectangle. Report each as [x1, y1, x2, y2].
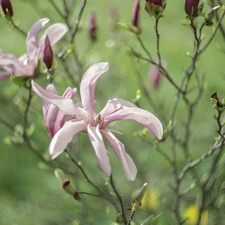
[80, 62, 109, 117]
[49, 119, 86, 159]
[41, 23, 68, 46]
[87, 124, 111, 177]
[43, 83, 57, 114]
[26, 18, 49, 61]
[43, 84, 77, 137]
[45, 104, 65, 137]
[32, 80, 86, 119]
[104, 107, 163, 139]
[102, 129, 137, 181]
[0, 53, 32, 76]
[100, 98, 137, 118]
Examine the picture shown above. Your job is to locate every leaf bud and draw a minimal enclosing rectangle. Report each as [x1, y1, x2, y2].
[205, 5, 220, 26]
[131, 183, 148, 211]
[140, 215, 154, 225]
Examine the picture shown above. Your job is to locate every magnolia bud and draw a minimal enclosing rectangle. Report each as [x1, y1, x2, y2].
[131, 183, 148, 211]
[132, 0, 140, 28]
[148, 59, 166, 89]
[89, 12, 97, 41]
[185, 0, 200, 17]
[54, 169, 81, 201]
[62, 179, 76, 195]
[43, 35, 53, 69]
[0, 0, 13, 17]
[145, 0, 166, 17]
[146, 0, 162, 6]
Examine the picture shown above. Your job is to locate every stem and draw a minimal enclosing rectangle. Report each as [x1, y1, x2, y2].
[109, 175, 127, 224]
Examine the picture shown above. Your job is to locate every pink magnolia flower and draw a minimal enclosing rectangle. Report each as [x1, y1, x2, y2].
[0, 18, 68, 80]
[32, 62, 163, 181]
[43, 84, 77, 138]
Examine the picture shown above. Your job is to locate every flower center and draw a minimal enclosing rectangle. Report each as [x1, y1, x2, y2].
[90, 114, 105, 129]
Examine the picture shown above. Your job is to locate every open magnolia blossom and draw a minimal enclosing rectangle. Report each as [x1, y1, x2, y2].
[32, 62, 163, 181]
[0, 18, 68, 79]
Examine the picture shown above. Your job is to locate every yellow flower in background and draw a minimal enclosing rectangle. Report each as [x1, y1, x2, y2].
[183, 205, 208, 225]
[140, 186, 160, 211]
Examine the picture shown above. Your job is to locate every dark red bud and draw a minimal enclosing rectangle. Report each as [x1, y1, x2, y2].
[132, 0, 140, 27]
[185, 0, 200, 16]
[145, 0, 162, 7]
[89, 12, 97, 41]
[0, 0, 13, 17]
[62, 179, 70, 189]
[43, 35, 53, 69]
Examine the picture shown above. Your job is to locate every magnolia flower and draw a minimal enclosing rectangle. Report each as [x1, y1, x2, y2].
[32, 62, 163, 181]
[0, 18, 68, 80]
[43, 84, 77, 138]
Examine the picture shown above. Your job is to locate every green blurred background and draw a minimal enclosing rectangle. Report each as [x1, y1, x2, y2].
[0, 0, 224, 224]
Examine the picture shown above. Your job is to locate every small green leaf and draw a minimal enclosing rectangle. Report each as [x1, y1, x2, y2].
[11, 76, 29, 86]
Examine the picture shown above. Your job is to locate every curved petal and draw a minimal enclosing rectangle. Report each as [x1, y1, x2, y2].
[43, 84, 77, 137]
[32, 80, 86, 119]
[49, 119, 86, 159]
[43, 83, 57, 113]
[101, 129, 137, 181]
[42, 23, 68, 45]
[80, 62, 109, 117]
[62, 86, 77, 99]
[0, 53, 32, 76]
[100, 98, 137, 118]
[87, 124, 111, 177]
[26, 18, 49, 60]
[104, 107, 163, 139]
[45, 104, 65, 137]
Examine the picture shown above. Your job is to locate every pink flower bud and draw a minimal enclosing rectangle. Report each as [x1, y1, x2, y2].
[43, 35, 53, 69]
[148, 60, 166, 89]
[132, 0, 140, 28]
[108, 6, 119, 31]
[0, 0, 13, 17]
[89, 12, 97, 41]
[145, 0, 162, 7]
[185, 0, 200, 16]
